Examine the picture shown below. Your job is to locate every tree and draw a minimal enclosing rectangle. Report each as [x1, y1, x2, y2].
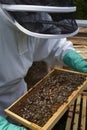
[74, 0, 87, 19]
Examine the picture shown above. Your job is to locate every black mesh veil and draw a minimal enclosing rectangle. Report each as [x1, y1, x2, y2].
[0, 0, 78, 38]
[0, 0, 74, 6]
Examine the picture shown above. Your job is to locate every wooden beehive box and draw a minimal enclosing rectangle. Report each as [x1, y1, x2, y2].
[74, 45, 87, 60]
[5, 68, 87, 130]
[65, 91, 87, 130]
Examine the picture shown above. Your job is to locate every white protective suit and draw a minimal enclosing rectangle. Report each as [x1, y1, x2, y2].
[0, 10, 75, 118]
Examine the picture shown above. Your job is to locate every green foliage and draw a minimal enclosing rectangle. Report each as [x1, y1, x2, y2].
[74, 0, 87, 19]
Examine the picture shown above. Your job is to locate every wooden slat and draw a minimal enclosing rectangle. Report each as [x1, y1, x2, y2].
[81, 91, 87, 95]
[80, 95, 87, 130]
[65, 102, 75, 130]
[72, 95, 81, 130]
[65, 93, 87, 130]
[74, 45, 87, 60]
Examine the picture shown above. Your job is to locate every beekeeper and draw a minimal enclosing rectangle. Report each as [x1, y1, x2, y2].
[0, 0, 87, 130]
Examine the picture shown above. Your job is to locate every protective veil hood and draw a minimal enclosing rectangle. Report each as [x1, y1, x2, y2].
[0, 0, 78, 39]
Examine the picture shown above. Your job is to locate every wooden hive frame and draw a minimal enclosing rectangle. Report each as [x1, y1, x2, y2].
[65, 91, 87, 130]
[5, 68, 87, 130]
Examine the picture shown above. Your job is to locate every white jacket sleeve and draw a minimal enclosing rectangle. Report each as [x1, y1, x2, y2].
[33, 38, 75, 66]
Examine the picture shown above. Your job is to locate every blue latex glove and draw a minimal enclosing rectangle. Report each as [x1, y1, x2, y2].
[0, 116, 27, 130]
[63, 50, 87, 73]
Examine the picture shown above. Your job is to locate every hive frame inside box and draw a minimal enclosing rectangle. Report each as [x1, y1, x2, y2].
[5, 68, 87, 130]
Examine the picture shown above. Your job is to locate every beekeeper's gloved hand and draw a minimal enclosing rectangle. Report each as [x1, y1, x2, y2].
[0, 116, 27, 130]
[63, 50, 87, 73]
